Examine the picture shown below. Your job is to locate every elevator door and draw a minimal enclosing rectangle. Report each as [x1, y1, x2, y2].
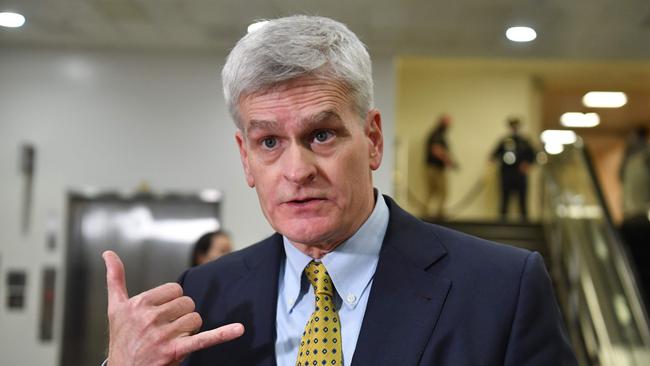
[61, 192, 221, 366]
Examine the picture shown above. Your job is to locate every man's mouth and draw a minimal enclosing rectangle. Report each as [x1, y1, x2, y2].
[285, 197, 326, 205]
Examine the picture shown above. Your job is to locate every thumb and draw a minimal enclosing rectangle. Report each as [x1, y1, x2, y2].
[103, 250, 129, 305]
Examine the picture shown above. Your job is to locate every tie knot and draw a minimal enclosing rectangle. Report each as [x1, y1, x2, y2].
[304, 261, 334, 296]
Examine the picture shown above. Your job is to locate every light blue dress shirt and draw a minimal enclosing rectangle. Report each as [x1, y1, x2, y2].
[275, 193, 389, 366]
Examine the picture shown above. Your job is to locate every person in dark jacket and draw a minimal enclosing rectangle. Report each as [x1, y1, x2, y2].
[492, 117, 536, 220]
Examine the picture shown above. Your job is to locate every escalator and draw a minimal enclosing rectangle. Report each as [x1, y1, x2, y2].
[542, 140, 650, 365]
[437, 221, 548, 260]
[426, 139, 650, 365]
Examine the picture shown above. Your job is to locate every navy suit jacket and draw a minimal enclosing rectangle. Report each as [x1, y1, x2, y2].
[180, 196, 577, 365]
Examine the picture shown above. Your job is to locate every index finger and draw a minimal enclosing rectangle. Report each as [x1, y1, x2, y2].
[174, 323, 245, 358]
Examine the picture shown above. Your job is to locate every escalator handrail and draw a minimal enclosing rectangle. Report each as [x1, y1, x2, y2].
[579, 143, 650, 345]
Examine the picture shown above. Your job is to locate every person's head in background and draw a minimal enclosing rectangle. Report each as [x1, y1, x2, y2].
[432, 114, 452, 133]
[439, 114, 451, 127]
[507, 117, 521, 134]
[633, 125, 648, 141]
[190, 230, 233, 266]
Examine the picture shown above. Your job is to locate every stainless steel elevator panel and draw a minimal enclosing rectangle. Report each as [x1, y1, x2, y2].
[61, 192, 221, 366]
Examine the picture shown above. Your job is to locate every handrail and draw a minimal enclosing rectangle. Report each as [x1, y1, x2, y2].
[541, 139, 650, 365]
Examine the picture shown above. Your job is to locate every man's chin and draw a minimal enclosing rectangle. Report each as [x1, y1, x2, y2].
[278, 221, 336, 247]
[284, 232, 330, 246]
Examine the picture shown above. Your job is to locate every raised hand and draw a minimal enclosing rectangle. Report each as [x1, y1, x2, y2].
[103, 250, 244, 366]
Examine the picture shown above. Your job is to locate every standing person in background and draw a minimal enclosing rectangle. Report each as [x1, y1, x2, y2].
[425, 114, 455, 220]
[190, 230, 233, 267]
[619, 126, 649, 182]
[492, 117, 536, 221]
[620, 125, 650, 219]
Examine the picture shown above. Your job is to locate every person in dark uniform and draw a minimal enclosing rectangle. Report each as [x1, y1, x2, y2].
[425, 114, 455, 219]
[491, 118, 536, 220]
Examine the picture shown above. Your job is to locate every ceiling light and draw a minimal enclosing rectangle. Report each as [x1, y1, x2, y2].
[0, 11, 25, 28]
[560, 112, 600, 128]
[544, 143, 564, 155]
[247, 20, 269, 34]
[506, 26, 537, 42]
[540, 130, 577, 145]
[582, 91, 627, 108]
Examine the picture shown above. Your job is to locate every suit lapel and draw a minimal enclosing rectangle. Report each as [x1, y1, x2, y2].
[351, 197, 451, 365]
[226, 234, 284, 366]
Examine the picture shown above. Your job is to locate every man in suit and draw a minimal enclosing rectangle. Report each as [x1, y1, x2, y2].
[102, 15, 577, 365]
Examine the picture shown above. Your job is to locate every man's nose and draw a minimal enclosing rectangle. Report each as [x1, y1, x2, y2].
[283, 144, 317, 185]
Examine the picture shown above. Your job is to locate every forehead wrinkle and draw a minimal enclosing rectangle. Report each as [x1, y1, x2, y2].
[242, 79, 353, 136]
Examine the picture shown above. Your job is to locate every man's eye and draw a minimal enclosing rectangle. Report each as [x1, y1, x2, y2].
[262, 137, 277, 149]
[314, 131, 332, 143]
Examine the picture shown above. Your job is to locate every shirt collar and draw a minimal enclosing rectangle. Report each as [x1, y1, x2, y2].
[282, 191, 389, 311]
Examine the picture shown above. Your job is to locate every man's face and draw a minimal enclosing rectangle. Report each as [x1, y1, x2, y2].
[235, 77, 383, 248]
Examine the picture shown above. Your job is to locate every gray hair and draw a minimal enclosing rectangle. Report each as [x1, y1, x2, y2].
[221, 15, 374, 129]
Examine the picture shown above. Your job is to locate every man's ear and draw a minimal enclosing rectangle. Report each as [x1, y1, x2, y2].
[235, 130, 255, 187]
[366, 109, 384, 171]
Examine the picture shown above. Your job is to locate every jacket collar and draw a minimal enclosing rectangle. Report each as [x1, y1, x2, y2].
[351, 195, 451, 365]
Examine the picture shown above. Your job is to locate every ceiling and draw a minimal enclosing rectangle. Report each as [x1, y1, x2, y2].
[1, 0, 650, 59]
[1, 0, 649, 132]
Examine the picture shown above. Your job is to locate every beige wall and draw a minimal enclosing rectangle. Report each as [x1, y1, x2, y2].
[395, 57, 543, 220]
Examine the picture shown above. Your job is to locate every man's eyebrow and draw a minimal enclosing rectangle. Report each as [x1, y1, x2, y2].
[247, 119, 279, 133]
[245, 110, 342, 135]
[303, 110, 342, 127]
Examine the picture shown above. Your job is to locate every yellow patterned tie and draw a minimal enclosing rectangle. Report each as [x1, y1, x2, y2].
[296, 261, 343, 366]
